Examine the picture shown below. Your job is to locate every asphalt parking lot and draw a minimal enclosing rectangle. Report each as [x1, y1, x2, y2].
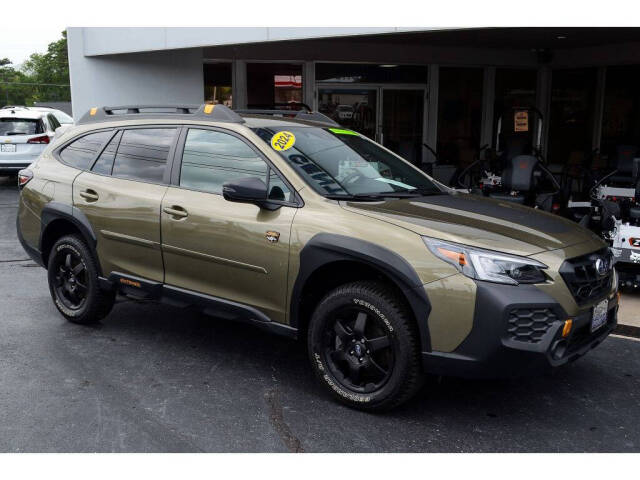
[1, 175, 640, 452]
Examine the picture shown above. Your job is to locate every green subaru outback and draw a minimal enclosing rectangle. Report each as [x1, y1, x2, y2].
[16, 104, 618, 411]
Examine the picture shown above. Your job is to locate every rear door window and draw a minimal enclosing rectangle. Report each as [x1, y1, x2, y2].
[0, 118, 44, 136]
[111, 128, 176, 183]
[59, 130, 113, 170]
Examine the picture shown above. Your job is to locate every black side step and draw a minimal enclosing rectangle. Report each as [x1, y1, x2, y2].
[99, 273, 297, 339]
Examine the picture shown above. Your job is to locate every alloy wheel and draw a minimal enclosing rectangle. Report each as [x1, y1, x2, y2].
[322, 306, 395, 394]
[52, 249, 88, 311]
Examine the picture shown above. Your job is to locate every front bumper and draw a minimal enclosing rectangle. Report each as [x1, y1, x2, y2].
[422, 281, 617, 378]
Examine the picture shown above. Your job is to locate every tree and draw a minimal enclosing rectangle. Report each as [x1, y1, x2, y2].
[0, 31, 71, 106]
[0, 57, 36, 106]
[21, 31, 71, 102]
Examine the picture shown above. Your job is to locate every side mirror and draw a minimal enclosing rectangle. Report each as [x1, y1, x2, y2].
[223, 177, 276, 209]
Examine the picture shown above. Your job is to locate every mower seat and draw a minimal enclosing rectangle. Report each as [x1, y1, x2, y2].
[488, 193, 526, 204]
[609, 145, 638, 185]
[488, 155, 538, 205]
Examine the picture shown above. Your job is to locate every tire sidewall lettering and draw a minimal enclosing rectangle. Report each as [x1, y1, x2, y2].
[313, 352, 371, 403]
[352, 297, 394, 333]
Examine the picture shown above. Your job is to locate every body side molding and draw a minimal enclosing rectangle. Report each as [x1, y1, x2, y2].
[100, 272, 297, 338]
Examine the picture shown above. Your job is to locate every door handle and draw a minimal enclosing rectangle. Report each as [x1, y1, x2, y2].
[163, 205, 188, 219]
[79, 189, 99, 202]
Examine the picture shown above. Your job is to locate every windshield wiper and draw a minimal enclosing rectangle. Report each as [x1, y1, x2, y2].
[325, 194, 385, 201]
[326, 190, 444, 201]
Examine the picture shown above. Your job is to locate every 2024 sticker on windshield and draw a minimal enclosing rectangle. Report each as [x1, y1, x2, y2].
[271, 131, 296, 151]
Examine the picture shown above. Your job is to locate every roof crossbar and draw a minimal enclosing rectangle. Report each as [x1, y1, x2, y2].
[234, 108, 339, 126]
[77, 103, 245, 125]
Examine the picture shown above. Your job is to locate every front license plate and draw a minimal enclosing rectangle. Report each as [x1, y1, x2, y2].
[591, 299, 608, 332]
[1, 144, 17, 153]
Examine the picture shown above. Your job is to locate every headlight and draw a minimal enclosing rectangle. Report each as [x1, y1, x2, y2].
[423, 237, 548, 285]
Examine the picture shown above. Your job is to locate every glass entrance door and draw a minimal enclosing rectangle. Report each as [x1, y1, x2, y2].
[317, 88, 378, 140]
[317, 85, 426, 164]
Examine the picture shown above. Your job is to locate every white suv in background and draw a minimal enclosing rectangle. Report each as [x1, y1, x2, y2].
[0, 107, 62, 175]
[30, 106, 74, 125]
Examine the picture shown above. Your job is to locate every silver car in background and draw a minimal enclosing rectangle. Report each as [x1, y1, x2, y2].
[0, 107, 62, 175]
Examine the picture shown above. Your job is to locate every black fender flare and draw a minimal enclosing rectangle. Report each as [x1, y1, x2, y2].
[40, 202, 100, 272]
[290, 233, 432, 352]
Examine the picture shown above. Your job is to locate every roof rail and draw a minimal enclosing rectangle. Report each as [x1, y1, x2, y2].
[77, 104, 245, 125]
[234, 108, 339, 126]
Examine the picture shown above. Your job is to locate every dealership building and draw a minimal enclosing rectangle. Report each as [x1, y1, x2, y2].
[67, 27, 640, 181]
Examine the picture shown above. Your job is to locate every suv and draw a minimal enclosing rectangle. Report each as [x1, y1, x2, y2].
[1, 107, 62, 175]
[29, 106, 74, 125]
[16, 104, 618, 411]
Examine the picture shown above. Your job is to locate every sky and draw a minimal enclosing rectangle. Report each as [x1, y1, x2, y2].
[1, 26, 66, 66]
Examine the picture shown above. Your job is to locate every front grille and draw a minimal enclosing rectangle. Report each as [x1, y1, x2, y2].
[559, 248, 613, 306]
[507, 308, 558, 343]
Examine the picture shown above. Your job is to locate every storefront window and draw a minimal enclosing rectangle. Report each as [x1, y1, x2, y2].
[547, 68, 597, 167]
[247, 63, 303, 109]
[601, 65, 640, 160]
[436, 67, 483, 168]
[493, 68, 537, 149]
[203, 63, 232, 106]
[382, 89, 424, 165]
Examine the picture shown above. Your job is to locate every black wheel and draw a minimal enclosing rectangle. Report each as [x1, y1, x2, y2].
[47, 235, 115, 324]
[308, 281, 423, 411]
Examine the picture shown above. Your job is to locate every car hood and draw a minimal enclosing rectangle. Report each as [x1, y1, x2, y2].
[341, 192, 605, 257]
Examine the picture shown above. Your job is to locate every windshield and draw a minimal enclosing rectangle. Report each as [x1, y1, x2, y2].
[252, 126, 443, 198]
[0, 118, 43, 136]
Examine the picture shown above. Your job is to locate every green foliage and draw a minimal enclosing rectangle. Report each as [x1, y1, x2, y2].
[0, 31, 70, 106]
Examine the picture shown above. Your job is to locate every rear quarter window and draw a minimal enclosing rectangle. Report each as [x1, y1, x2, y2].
[58, 130, 113, 170]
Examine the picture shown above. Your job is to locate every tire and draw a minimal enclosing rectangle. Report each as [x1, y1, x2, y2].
[47, 235, 115, 324]
[307, 281, 424, 412]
